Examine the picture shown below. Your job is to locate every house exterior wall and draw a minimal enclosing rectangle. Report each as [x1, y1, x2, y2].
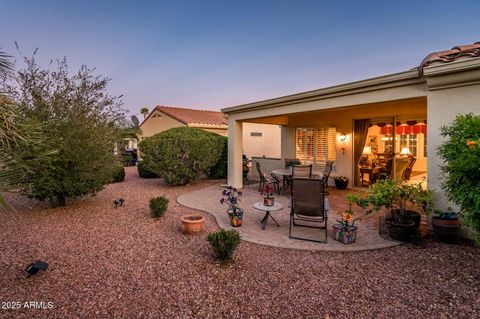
[139, 111, 185, 139]
[242, 123, 281, 159]
[426, 80, 480, 210]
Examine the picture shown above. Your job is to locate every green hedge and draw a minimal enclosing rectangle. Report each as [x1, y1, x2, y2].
[150, 196, 169, 218]
[111, 166, 125, 183]
[137, 161, 160, 178]
[207, 229, 241, 262]
[139, 127, 224, 185]
[208, 136, 227, 179]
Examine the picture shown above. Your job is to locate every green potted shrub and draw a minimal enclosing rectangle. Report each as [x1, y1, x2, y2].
[431, 210, 461, 244]
[332, 175, 349, 190]
[437, 113, 480, 243]
[348, 179, 432, 242]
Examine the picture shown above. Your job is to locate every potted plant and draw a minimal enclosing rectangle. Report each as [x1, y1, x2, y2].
[437, 113, 480, 243]
[220, 186, 243, 227]
[332, 175, 349, 190]
[262, 184, 274, 206]
[431, 210, 461, 244]
[332, 204, 358, 244]
[348, 179, 432, 242]
[180, 213, 205, 234]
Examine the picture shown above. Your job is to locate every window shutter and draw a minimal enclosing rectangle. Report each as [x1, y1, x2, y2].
[327, 127, 337, 161]
[295, 128, 306, 162]
[315, 128, 327, 166]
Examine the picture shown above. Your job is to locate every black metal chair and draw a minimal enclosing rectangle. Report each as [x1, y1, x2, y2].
[322, 161, 334, 194]
[255, 162, 280, 195]
[289, 177, 329, 243]
[292, 164, 313, 178]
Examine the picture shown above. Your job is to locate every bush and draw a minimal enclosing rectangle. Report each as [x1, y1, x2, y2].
[150, 196, 169, 218]
[111, 166, 125, 183]
[10, 55, 123, 207]
[139, 127, 224, 185]
[207, 229, 241, 262]
[123, 153, 134, 167]
[138, 161, 160, 178]
[208, 136, 228, 179]
[438, 113, 480, 243]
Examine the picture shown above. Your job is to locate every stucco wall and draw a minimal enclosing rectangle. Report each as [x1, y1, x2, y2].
[139, 111, 185, 138]
[242, 123, 281, 159]
[427, 84, 480, 210]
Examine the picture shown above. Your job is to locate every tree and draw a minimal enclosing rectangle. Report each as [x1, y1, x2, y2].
[0, 49, 13, 78]
[140, 107, 149, 119]
[7, 55, 124, 207]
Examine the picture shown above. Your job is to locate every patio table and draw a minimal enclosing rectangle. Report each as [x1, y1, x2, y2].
[253, 202, 284, 230]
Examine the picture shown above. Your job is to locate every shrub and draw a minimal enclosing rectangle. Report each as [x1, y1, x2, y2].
[138, 161, 160, 178]
[208, 136, 228, 179]
[149, 196, 169, 218]
[9, 55, 123, 207]
[139, 127, 224, 185]
[123, 152, 134, 167]
[438, 113, 480, 243]
[111, 166, 125, 183]
[206, 229, 241, 262]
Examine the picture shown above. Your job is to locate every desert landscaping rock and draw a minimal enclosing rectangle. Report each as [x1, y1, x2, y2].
[0, 167, 479, 318]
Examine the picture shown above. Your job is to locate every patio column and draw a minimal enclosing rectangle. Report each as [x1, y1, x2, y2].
[227, 118, 243, 188]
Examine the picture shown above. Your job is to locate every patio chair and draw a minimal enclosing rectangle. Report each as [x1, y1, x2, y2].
[322, 161, 334, 192]
[292, 164, 313, 178]
[289, 177, 329, 243]
[255, 162, 280, 195]
[402, 156, 417, 180]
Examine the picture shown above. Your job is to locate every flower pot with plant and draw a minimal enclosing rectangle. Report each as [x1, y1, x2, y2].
[220, 186, 243, 227]
[347, 179, 432, 242]
[262, 184, 275, 206]
[332, 176, 349, 190]
[431, 210, 461, 244]
[333, 204, 358, 244]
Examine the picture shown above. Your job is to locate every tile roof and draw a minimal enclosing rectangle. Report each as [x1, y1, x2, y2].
[147, 105, 227, 126]
[420, 42, 480, 69]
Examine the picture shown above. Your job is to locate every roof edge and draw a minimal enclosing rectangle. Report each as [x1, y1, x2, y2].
[222, 69, 422, 114]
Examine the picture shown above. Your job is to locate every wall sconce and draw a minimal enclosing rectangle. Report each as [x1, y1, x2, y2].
[339, 132, 347, 154]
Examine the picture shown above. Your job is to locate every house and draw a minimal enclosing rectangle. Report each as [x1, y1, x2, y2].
[222, 42, 480, 210]
[140, 105, 281, 160]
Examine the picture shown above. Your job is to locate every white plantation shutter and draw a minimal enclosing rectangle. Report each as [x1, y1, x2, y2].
[296, 127, 337, 168]
[295, 128, 306, 161]
[327, 127, 337, 161]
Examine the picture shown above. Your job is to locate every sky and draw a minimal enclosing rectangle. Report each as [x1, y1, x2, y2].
[1, 0, 479, 115]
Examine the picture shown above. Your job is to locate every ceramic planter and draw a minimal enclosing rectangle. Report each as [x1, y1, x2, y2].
[263, 196, 274, 207]
[228, 209, 243, 227]
[334, 178, 349, 190]
[333, 224, 357, 244]
[432, 216, 461, 244]
[180, 214, 205, 234]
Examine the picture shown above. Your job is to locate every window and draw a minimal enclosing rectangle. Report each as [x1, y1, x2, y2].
[399, 134, 417, 156]
[296, 127, 336, 168]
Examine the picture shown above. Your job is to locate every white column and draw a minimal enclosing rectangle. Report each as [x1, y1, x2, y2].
[228, 118, 243, 188]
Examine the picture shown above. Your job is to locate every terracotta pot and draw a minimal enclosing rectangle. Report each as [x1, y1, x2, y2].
[180, 214, 205, 234]
[432, 216, 461, 244]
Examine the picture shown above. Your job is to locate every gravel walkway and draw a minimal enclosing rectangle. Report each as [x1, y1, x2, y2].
[0, 167, 479, 318]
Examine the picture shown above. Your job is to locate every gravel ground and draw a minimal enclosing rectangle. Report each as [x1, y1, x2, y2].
[0, 167, 479, 319]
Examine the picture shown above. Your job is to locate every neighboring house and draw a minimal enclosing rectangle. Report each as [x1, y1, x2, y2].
[140, 105, 281, 159]
[222, 42, 480, 211]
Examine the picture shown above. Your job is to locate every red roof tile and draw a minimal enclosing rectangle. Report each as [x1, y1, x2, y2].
[145, 105, 227, 126]
[420, 42, 480, 69]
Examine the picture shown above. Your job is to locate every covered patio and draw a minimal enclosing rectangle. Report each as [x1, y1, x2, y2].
[178, 184, 401, 251]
